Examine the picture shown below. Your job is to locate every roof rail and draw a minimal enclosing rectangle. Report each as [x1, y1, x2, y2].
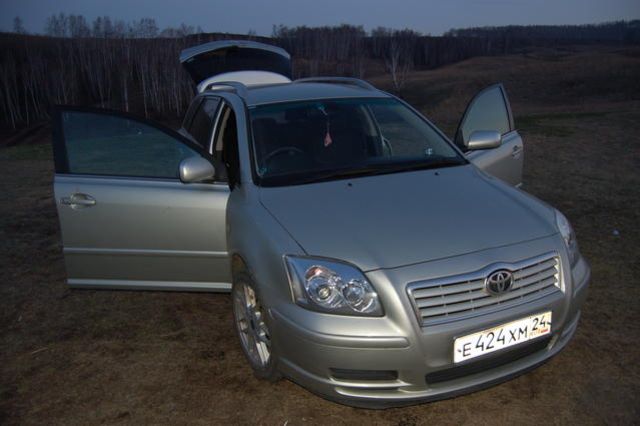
[294, 77, 377, 91]
[203, 81, 249, 99]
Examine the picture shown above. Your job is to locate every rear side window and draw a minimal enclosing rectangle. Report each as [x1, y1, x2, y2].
[188, 98, 220, 147]
[182, 99, 202, 130]
[58, 110, 200, 178]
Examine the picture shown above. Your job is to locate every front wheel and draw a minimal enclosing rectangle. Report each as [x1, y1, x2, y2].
[231, 272, 281, 381]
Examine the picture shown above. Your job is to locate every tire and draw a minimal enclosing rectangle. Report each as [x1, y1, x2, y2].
[231, 271, 281, 382]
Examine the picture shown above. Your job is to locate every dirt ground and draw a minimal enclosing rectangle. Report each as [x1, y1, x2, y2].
[1, 46, 639, 425]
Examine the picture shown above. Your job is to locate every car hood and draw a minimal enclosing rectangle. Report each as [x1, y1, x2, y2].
[259, 165, 558, 271]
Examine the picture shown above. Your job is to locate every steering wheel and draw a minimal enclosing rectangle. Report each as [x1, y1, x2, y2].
[263, 146, 306, 166]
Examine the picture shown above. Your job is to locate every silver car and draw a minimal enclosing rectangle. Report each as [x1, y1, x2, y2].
[52, 40, 590, 408]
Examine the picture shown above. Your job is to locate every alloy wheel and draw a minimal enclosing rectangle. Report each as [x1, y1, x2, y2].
[233, 281, 271, 367]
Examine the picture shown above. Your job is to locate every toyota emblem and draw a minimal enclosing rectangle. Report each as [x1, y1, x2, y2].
[485, 270, 513, 296]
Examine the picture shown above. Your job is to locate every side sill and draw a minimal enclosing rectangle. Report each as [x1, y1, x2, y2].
[67, 279, 231, 292]
[64, 247, 228, 258]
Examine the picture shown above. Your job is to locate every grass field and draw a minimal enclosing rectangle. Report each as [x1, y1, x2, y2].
[1, 46, 639, 425]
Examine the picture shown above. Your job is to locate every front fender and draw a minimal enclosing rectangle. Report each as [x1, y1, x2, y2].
[226, 185, 304, 310]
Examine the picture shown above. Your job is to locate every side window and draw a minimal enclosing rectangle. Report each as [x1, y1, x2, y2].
[182, 98, 202, 130]
[58, 110, 201, 179]
[457, 85, 512, 149]
[187, 97, 220, 148]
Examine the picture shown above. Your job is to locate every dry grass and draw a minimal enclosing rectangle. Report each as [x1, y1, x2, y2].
[1, 46, 639, 425]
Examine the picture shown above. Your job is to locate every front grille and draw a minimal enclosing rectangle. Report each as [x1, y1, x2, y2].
[408, 252, 561, 326]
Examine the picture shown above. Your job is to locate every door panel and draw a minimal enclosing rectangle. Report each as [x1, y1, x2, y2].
[465, 131, 523, 187]
[52, 107, 231, 291]
[455, 84, 523, 186]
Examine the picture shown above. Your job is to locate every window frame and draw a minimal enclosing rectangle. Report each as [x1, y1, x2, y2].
[211, 103, 232, 158]
[51, 105, 213, 180]
[211, 102, 242, 188]
[208, 101, 226, 155]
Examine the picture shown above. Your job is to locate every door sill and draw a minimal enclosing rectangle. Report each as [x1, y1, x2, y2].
[67, 279, 232, 292]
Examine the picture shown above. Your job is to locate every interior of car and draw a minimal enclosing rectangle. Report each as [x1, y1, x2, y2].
[251, 101, 384, 176]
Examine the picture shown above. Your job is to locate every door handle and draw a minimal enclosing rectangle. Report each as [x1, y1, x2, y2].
[61, 193, 96, 208]
[511, 145, 523, 158]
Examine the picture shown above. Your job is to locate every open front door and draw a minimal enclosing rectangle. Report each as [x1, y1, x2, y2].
[52, 107, 231, 291]
[180, 40, 292, 92]
[455, 84, 524, 187]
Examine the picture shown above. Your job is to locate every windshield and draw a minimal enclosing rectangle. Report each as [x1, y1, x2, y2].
[249, 97, 465, 186]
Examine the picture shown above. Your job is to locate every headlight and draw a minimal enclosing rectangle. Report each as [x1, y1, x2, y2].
[284, 256, 383, 316]
[555, 210, 579, 267]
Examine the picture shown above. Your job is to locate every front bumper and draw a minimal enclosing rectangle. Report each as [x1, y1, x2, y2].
[269, 238, 590, 408]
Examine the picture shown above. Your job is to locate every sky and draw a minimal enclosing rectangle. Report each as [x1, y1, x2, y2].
[1, 0, 639, 36]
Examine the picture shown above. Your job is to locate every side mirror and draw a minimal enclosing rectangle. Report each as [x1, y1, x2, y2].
[467, 130, 502, 150]
[179, 156, 215, 183]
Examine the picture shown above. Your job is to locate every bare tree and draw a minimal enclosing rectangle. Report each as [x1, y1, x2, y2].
[103, 16, 114, 38]
[384, 37, 412, 91]
[68, 15, 90, 37]
[131, 18, 158, 38]
[91, 16, 103, 37]
[4, 19, 637, 130]
[45, 13, 69, 37]
[13, 16, 27, 34]
[92, 16, 116, 38]
[0, 53, 21, 128]
[372, 27, 418, 92]
[112, 19, 128, 38]
[161, 23, 196, 38]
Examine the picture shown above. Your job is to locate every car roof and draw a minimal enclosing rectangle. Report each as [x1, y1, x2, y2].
[205, 82, 390, 107]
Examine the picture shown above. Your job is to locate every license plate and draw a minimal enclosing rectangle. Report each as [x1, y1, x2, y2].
[454, 312, 552, 363]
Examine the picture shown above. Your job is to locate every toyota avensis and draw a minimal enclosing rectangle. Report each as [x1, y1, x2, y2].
[51, 40, 590, 407]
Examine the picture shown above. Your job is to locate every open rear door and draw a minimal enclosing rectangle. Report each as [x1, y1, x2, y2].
[180, 40, 292, 92]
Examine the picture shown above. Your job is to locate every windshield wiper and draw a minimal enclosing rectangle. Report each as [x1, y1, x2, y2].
[289, 166, 382, 185]
[372, 157, 465, 174]
[291, 157, 465, 185]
